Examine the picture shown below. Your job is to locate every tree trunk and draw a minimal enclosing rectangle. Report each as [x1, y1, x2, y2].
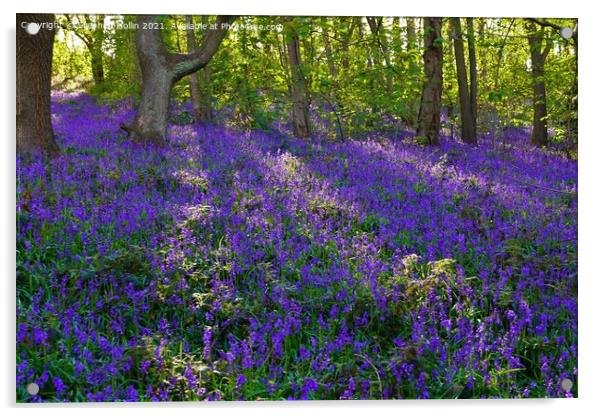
[185, 15, 203, 121]
[285, 18, 311, 138]
[133, 66, 173, 144]
[527, 18, 578, 151]
[321, 18, 338, 79]
[90, 16, 105, 84]
[527, 22, 551, 147]
[127, 15, 233, 144]
[128, 18, 173, 144]
[320, 18, 345, 140]
[90, 48, 104, 85]
[17, 13, 60, 157]
[406, 18, 416, 51]
[392, 17, 402, 66]
[65, 14, 105, 85]
[566, 36, 577, 152]
[367, 17, 393, 94]
[451, 18, 476, 144]
[358, 19, 379, 123]
[340, 17, 357, 72]
[478, 18, 488, 85]
[198, 15, 213, 123]
[417, 17, 443, 145]
[467, 17, 478, 134]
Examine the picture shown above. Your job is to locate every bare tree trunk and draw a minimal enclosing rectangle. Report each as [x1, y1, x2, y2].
[417, 17, 443, 145]
[185, 15, 203, 121]
[320, 18, 345, 140]
[467, 17, 478, 135]
[127, 15, 234, 144]
[134, 65, 173, 144]
[526, 21, 551, 147]
[198, 15, 213, 123]
[17, 13, 60, 157]
[128, 19, 173, 144]
[199, 68, 213, 123]
[406, 18, 416, 51]
[528, 18, 578, 152]
[185, 15, 213, 124]
[405, 17, 421, 126]
[285, 18, 311, 138]
[451, 18, 476, 144]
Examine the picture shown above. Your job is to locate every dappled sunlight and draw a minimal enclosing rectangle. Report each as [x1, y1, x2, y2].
[17, 94, 577, 402]
[14, 8, 580, 402]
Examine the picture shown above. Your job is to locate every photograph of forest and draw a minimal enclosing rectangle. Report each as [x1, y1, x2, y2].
[16, 13, 577, 401]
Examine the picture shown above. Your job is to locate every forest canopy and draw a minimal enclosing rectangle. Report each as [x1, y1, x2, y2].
[43, 15, 577, 152]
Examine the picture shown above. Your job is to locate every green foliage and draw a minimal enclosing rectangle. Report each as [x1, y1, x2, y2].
[49, 15, 577, 146]
[52, 37, 92, 90]
[53, 14, 141, 101]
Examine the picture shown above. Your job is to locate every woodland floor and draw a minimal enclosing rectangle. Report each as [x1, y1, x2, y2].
[16, 93, 577, 401]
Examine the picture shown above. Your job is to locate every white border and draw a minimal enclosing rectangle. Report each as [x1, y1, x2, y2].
[2, 1, 600, 415]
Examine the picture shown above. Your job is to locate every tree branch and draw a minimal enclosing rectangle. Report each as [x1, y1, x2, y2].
[169, 15, 236, 80]
[528, 17, 578, 45]
[527, 17, 563, 32]
[62, 14, 93, 48]
[543, 38, 553, 60]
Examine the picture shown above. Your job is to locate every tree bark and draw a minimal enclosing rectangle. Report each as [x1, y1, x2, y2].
[134, 66, 173, 144]
[89, 15, 105, 84]
[320, 18, 345, 140]
[451, 18, 476, 144]
[406, 18, 416, 51]
[467, 18, 478, 134]
[358, 19, 379, 123]
[185, 15, 203, 121]
[340, 17, 357, 72]
[127, 15, 234, 144]
[367, 17, 393, 94]
[528, 18, 577, 151]
[526, 21, 551, 147]
[417, 17, 443, 145]
[90, 48, 104, 85]
[17, 13, 60, 157]
[285, 18, 311, 138]
[198, 15, 213, 124]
